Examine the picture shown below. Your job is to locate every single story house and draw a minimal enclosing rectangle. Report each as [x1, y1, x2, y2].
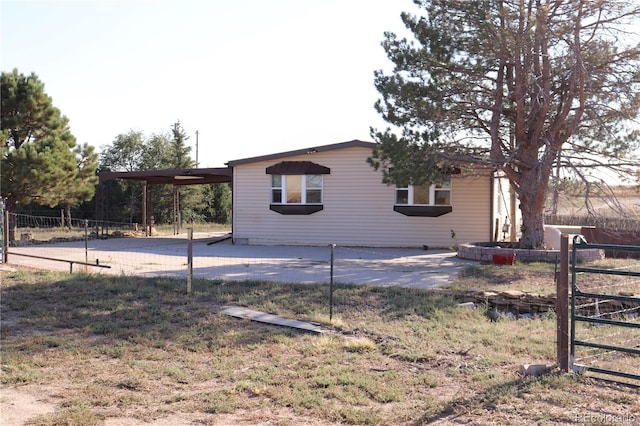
[227, 140, 517, 248]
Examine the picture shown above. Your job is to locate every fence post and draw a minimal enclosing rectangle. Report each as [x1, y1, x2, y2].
[82, 219, 89, 273]
[0, 199, 5, 263]
[557, 234, 569, 372]
[187, 228, 193, 295]
[84, 219, 89, 263]
[329, 244, 335, 321]
[3, 210, 9, 263]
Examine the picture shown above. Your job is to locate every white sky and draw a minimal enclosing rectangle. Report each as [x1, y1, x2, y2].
[1, 0, 414, 168]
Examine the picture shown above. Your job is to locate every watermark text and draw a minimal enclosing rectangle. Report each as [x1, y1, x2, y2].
[574, 413, 637, 424]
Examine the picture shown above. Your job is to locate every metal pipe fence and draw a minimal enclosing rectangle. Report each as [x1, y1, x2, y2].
[5, 229, 475, 290]
[8, 212, 137, 244]
[570, 236, 640, 383]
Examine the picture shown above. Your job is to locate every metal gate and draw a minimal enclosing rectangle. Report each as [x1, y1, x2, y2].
[570, 236, 640, 382]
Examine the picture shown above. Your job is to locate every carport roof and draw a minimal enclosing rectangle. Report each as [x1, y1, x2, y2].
[98, 167, 232, 186]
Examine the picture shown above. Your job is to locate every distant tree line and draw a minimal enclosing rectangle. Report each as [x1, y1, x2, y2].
[98, 125, 231, 225]
[1, 69, 230, 241]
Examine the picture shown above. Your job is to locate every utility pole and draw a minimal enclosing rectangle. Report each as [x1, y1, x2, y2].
[195, 130, 199, 168]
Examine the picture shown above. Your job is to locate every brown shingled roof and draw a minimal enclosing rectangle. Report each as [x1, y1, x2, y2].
[227, 139, 375, 167]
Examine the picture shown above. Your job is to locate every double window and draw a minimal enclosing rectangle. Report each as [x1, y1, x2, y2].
[266, 161, 329, 215]
[395, 177, 451, 206]
[393, 176, 453, 217]
[271, 174, 323, 204]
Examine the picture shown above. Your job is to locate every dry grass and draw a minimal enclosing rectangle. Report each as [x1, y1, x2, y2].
[548, 184, 640, 218]
[12, 223, 231, 244]
[1, 265, 638, 425]
[450, 262, 558, 295]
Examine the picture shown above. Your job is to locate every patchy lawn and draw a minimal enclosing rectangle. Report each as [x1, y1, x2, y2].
[1, 265, 638, 425]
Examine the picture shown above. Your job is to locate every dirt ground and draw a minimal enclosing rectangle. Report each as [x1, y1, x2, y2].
[0, 386, 337, 426]
[1, 386, 58, 425]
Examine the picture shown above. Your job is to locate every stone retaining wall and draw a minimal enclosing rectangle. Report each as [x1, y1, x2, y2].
[457, 243, 604, 263]
[442, 288, 639, 316]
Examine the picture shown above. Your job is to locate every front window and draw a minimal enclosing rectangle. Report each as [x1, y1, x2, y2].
[305, 175, 323, 203]
[434, 179, 451, 205]
[395, 176, 451, 206]
[272, 174, 323, 204]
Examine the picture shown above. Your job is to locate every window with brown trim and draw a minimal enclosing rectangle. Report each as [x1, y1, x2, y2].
[394, 177, 452, 217]
[271, 174, 323, 204]
[269, 173, 325, 215]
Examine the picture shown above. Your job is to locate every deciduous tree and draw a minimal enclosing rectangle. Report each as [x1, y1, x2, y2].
[100, 131, 147, 222]
[99, 124, 213, 226]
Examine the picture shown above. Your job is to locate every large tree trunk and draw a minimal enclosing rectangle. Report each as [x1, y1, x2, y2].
[515, 167, 551, 249]
[65, 205, 72, 229]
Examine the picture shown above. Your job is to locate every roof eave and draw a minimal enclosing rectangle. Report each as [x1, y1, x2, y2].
[227, 139, 376, 167]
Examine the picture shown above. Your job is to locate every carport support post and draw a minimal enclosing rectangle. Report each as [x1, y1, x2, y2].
[557, 234, 569, 372]
[329, 244, 336, 321]
[187, 228, 193, 295]
[142, 183, 147, 236]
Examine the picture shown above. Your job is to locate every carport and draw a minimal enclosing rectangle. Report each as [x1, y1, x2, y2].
[97, 167, 232, 235]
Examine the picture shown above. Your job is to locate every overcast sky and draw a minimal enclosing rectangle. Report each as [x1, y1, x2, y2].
[1, 0, 415, 167]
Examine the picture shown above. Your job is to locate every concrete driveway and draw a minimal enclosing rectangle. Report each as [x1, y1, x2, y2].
[5, 232, 479, 290]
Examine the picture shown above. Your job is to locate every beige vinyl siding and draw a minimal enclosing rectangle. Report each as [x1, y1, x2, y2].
[232, 146, 492, 247]
[493, 174, 521, 241]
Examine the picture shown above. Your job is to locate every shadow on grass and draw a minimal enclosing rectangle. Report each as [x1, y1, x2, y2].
[417, 371, 640, 425]
[459, 264, 528, 284]
[417, 372, 572, 424]
[450, 263, 556, 291]
[1, 271, 459, 352]
[1, 272, 299, 352]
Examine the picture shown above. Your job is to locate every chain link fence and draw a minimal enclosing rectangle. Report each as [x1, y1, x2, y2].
[5, 221, 474, 290]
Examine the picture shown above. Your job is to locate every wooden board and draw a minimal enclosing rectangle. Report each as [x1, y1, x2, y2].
[220, 305, 323, 334]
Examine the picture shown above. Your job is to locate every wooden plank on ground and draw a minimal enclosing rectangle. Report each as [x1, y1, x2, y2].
[220, 305, 323, 334]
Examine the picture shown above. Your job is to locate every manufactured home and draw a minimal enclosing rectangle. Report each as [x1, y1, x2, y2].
[227, 140, 517, 248]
